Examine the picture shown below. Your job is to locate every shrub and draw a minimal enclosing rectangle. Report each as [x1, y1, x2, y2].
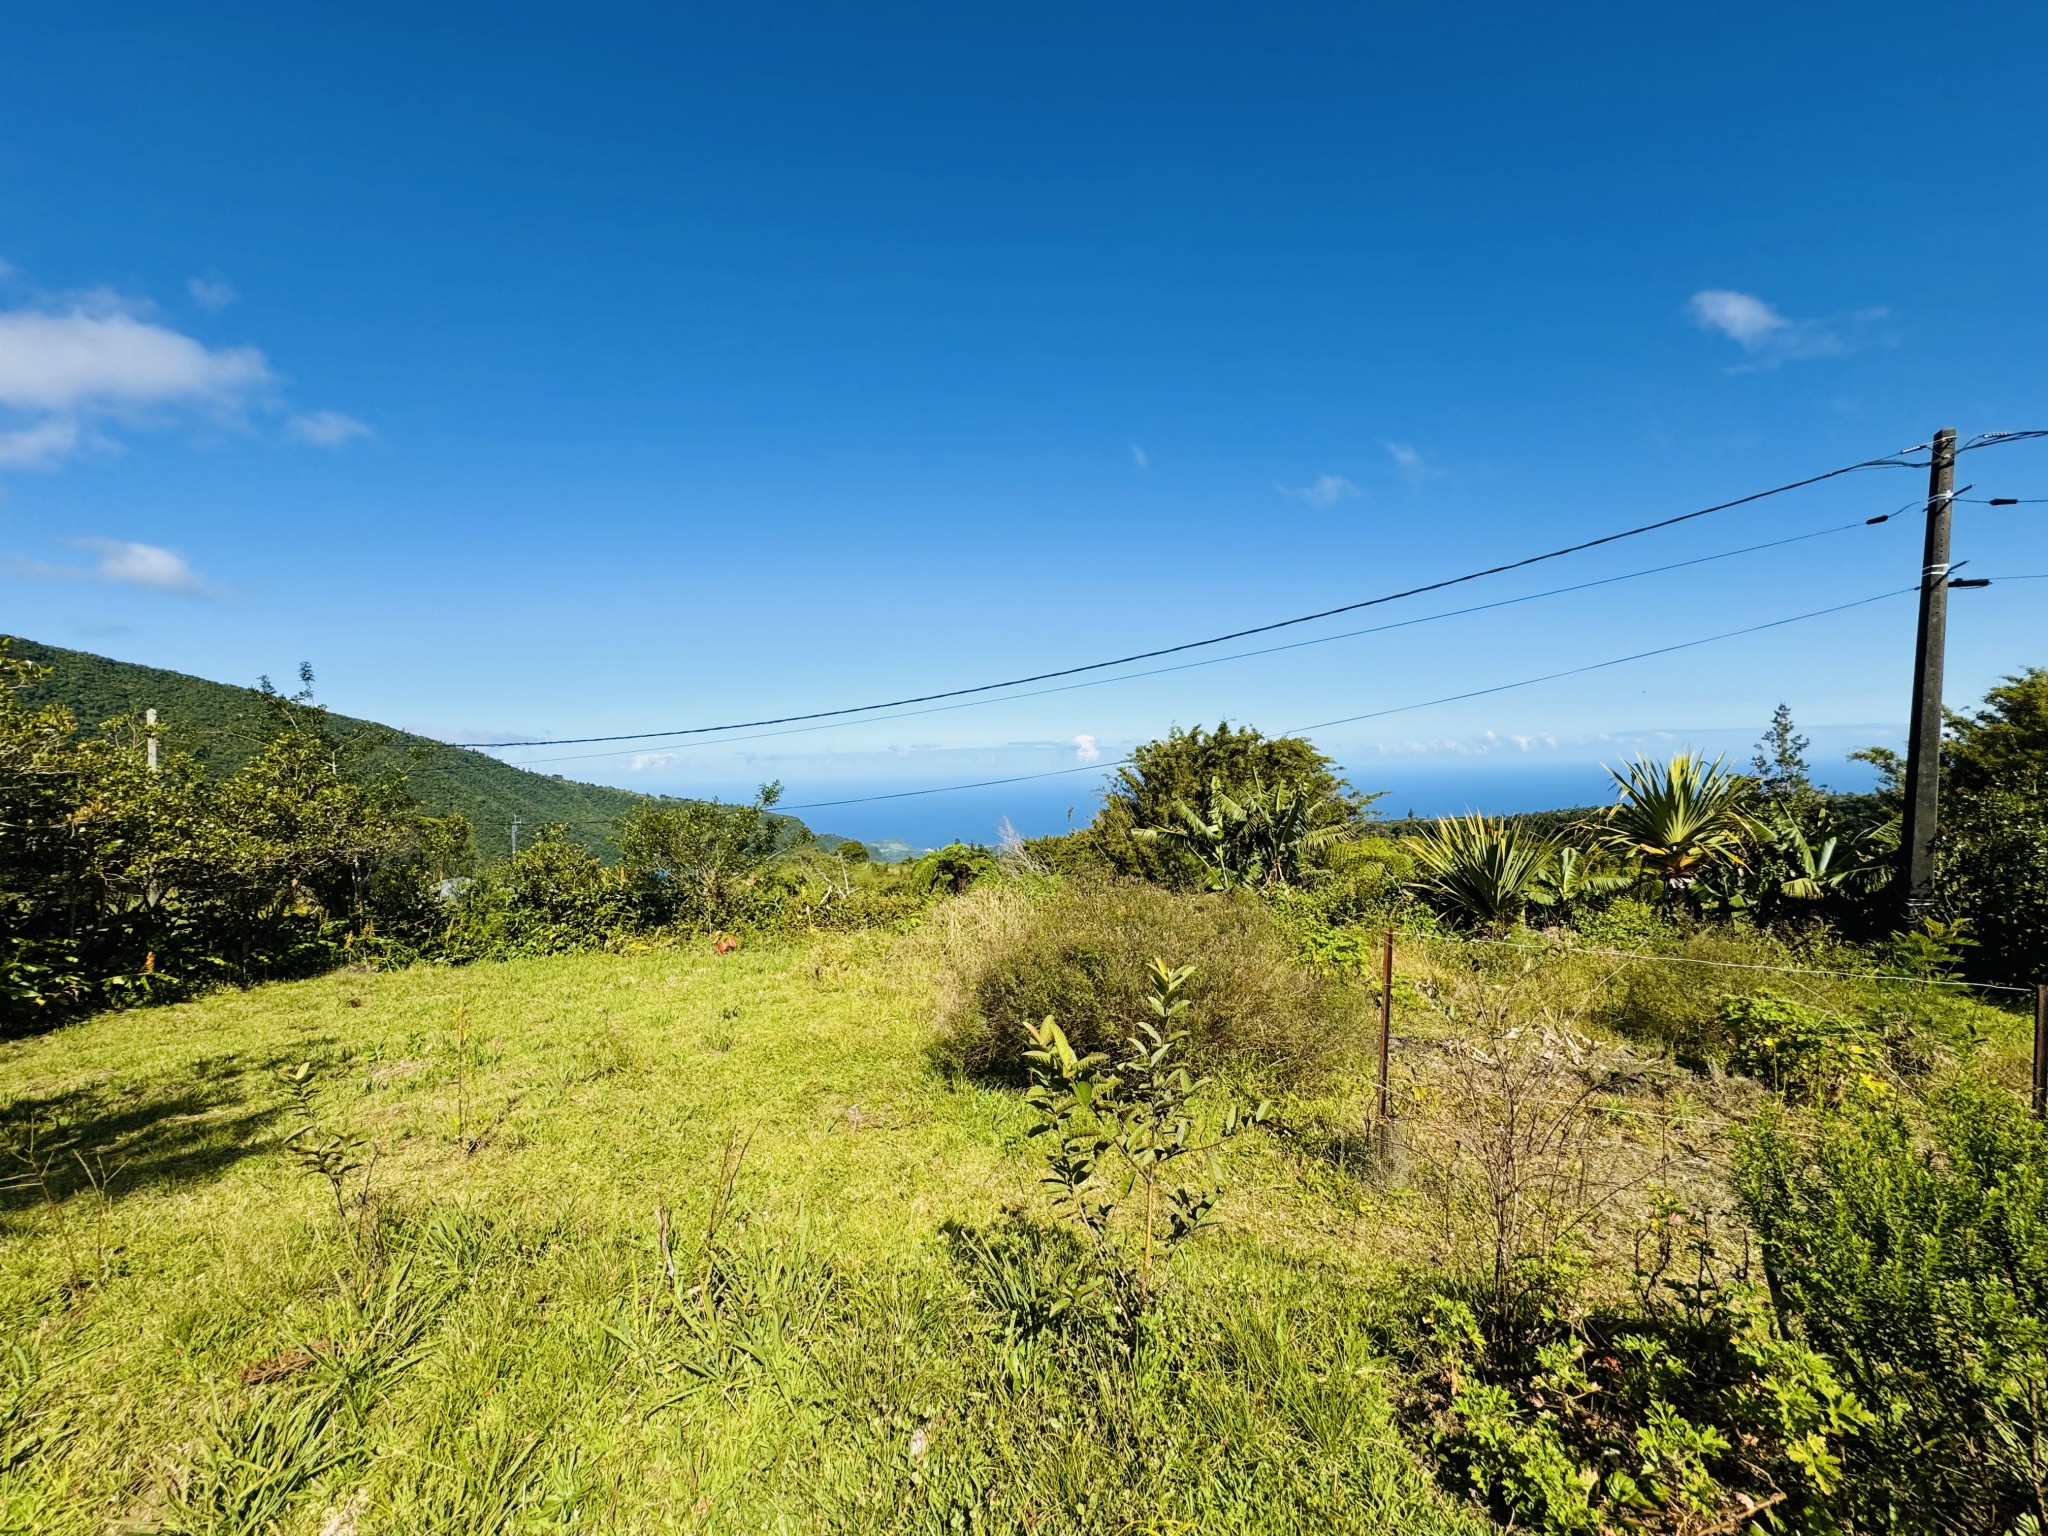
[436, 830, 639, 959]
[935, 880, 1370, 1085]
[1736, 1080, 2048, 1535]
[1074, 722, 1371, 889]
[1408, 815, 1561, 931]
[1719, 992, 1886, 1105]
[1421, 1288, 1869, 1536]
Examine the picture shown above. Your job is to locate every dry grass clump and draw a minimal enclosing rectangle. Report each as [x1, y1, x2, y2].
[930, 877, 1372, 1085]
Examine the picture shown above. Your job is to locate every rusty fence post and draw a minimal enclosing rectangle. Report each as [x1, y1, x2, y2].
[1378, 928, 1394, 1163]
[2033, 984, 2046, 1120]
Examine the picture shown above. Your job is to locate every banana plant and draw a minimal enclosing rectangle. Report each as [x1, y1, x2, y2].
[1138, 771, 1353, 891]
[1537, 845, 1635, 908]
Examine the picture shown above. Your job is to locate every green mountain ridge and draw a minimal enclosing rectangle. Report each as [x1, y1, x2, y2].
[3, 635, 807, 862]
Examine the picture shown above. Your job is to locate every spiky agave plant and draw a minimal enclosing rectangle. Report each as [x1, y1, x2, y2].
[1591, 754, 1759, 897]
[1407, 814, 1559, 930]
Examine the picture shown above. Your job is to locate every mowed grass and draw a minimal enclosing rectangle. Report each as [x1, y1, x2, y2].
[0, 930, 1486, 1536]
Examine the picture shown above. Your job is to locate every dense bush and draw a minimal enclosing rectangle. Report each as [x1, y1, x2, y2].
[1719, 991, 1888, 1105]
[1420, 1289, 1867, 1536]
[434, 829, 642, 959]
[1935, 669, 2048, 985]
[0, 651, 441, 1028]
[616, 784, 799, 930]
[1737, 1080, 2048, 1534]
[1065, 722, 1372, 889]
[935, 879, 1371, 1085]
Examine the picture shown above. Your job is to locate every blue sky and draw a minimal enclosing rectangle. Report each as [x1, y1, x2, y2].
[4, 3, 2046, 846]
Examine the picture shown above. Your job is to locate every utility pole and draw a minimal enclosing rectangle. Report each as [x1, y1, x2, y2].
[145, 707, 159, 773]
[1899, 427, 1956, 921]
[510, 815, 520, 857]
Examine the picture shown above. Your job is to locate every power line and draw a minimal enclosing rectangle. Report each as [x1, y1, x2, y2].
[1285, 588, 1912, 734]
[509, 514, 1899, 769]
[780, 585, 1913, 811]
[467, 446, 1934, 750]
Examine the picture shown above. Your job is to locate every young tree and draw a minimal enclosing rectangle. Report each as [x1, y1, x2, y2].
[616, 782, 787, 926]
[1751, 703, 1813, 801]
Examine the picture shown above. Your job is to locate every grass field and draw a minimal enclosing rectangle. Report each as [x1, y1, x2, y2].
[6, 895, 2033, 1536]
[0, 917, 1494, 1536]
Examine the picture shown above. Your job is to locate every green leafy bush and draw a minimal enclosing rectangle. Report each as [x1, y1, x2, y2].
[0, 649, 441, 1028]
[936, 880, 1370, 1085]
[436, 829, 640, 959]
[1019, 959, 1265, 1327]
[1419, 1267, 1869, 1533]
[1719, 992, 1889, 1105]
[1072, 722, 1373, 889]
[1737, 1080, 2048, 1534]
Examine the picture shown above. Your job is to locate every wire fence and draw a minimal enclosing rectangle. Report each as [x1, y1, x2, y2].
[1358, 926, 2048, 1139]
[1429, 931, 2036, 996]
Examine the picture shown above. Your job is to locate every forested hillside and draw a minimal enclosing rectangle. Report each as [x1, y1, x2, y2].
[5, 636, 685, 861]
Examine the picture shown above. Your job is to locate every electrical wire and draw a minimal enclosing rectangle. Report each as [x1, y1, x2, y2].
[465, 446, 1934, 750]
[1283, 587, 1912, 734]
[779, 586, 1914, 811]
[506, 514, 1898, 769]
[1960, 429, 2048, 452]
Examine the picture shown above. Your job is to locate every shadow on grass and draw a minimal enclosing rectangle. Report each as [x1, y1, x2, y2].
[0, 1049, 317, 1223]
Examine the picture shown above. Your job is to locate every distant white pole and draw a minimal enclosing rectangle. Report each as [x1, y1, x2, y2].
[511, 815, 520, 856]
[146, 708, 159, 773]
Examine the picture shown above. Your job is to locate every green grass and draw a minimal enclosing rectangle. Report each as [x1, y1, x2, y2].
[0, 929, 1486, 1535]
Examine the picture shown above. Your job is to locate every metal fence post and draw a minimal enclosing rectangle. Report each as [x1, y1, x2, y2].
[2032, 984, 2046, 1120]
[1378, 929, 1394, 1162]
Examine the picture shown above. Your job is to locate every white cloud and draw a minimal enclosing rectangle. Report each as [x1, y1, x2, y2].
[287, 409, 372, 447]
[0, 293, 274, 469]
[0, 537, 215, 596]
[0, 276, 367, 469]
[1686, 289, 1885, 368]
[74, 537, 209, 592]
[0, 416, 82, 468]
[1687, 289, 1788, 349]
[627, 751, 679, 771]
[1277, 473, 1361, 508]
[1072, 733, 1101, 764]
[187, 276, 237, 311]
[1129, 442, 1148, 470]
[1382, 441, 1424, 471]
[0, 303, 271, 413]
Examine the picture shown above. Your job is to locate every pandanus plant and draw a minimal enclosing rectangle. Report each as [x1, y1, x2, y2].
[1590, 754, 1759, 897]
[1407, 814, 1561, 931]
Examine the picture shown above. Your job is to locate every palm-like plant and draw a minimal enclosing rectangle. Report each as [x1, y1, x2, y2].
[1590, 755, 1759, 896]
[1408, 814, 1559, 930]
